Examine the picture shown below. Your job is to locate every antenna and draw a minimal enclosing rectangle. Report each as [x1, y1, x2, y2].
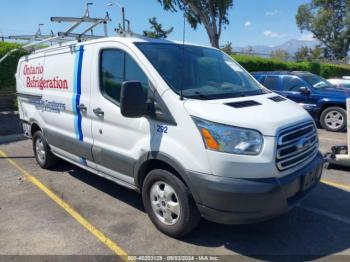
[179, 13, 186, 100]
[182, 12, 186, 45]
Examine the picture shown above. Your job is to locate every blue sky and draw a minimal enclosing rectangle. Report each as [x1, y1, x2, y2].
[0, 0, 313, 47]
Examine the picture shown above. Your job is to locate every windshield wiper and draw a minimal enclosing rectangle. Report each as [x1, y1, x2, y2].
[193, 91, 210, 99]
[183, 91, 211, 100]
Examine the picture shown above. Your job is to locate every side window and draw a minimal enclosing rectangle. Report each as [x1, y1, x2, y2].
[100, 49, 149, 104]
[125, 54, 149, 93]
[100, 50, 124, 103]
[263, 76, 280, 90]
[283, 76, 305, 91]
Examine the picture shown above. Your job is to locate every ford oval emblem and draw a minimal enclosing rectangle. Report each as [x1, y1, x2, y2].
[296, 137, 310, 151]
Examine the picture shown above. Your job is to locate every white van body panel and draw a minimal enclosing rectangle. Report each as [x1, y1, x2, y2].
[16, 52, 45, 130]
[183, 94, 312, 136]
[89, 41, 153, 182]
[150, 89, 213, 174]
[87, 40, 211, 176]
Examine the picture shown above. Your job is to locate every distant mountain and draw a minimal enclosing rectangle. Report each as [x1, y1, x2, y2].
[234, 39, 320, 56]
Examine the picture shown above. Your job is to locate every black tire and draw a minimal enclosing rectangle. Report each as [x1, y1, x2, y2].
[32, 131, 58, 169]
[320, 107, 347, 132]
[142, 169, 200, 238]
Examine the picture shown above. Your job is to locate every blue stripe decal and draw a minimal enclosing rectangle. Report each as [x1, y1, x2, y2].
[72, 45, 84, 142]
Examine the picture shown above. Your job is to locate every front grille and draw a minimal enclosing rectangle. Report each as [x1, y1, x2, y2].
[276, 122, 318, 171]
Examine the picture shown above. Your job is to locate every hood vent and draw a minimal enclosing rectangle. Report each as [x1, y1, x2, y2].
[226, 100, 261, 108]
[269, 96, 286, 102]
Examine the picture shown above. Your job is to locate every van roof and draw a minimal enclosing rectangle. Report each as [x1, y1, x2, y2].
[30, 35, 215, 54]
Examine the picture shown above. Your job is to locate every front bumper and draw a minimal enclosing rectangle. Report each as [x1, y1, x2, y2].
[188, 152, 323, 224]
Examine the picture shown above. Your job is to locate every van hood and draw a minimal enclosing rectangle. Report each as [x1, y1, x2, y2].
[183, 93, 312, 136]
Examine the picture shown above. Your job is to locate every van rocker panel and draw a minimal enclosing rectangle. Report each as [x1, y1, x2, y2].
[44, 129, 93, 162]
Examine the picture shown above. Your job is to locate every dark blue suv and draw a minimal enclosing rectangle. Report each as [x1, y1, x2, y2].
[252, 71, 348, 132]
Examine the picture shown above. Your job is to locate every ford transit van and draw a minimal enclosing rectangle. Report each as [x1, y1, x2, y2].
[16, 37, 323, 237]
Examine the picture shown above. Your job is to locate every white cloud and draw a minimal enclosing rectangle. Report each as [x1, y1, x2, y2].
[265, 9, 280, 16]
[298, 33, 315, 41]
[263, 30, 287, 38]
[244, 21, 252, 27]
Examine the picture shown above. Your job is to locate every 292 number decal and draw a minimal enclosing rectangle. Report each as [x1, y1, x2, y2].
[156, 124, 168, 134]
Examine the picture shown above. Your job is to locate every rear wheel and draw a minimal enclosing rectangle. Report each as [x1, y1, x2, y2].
[32, 131, 58, 169]
[320, 107, 347, 132]
[142, 169, 200, 238]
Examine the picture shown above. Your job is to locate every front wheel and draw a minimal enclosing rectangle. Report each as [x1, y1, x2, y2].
[320, 107, 347, 132]
[142, 169, 200, 238]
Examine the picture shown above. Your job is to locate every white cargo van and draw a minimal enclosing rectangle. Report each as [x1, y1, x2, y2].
[16, 36, 323, 237]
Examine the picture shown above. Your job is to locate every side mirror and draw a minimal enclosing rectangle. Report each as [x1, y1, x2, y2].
[299, 86, 310, 95]
[120, 81, 148, 118]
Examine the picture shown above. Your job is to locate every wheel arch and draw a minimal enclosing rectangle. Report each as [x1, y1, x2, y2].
[134, 152, 201, 203]
[319, 103, 346, 117]
[30, 120, 42, 137]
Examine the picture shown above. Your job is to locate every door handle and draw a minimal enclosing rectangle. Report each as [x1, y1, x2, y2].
[77, 104, 87, 112]
[93, 107, 104, 116]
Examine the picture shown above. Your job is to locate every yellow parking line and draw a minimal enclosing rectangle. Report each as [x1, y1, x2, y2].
[0, 150, 130, 261]
[321, 179, 350, 191]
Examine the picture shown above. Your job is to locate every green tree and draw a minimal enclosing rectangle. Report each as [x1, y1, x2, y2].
[0, 42, 28, 89]
[143, 17, 174, 39]
[270, 49, 289, 61]
[296, 0, 350, 60]
[221, 41, 233, 54]
[157, 0, 234, 48]
[310, 45, 324, 60]
[294, 46, 310, 61]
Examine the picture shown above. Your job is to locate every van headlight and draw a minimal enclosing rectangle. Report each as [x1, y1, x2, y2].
[192, 117, 263, 155]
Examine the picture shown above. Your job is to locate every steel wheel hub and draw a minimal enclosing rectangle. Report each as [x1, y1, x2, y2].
[150, 181, 180, 225]
[35, 138, 46, 163]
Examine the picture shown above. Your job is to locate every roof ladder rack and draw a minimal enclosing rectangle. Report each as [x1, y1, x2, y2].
[0, 3, 112, 63]
[51, 2, 111, 42]
[0, 24, 64, 63]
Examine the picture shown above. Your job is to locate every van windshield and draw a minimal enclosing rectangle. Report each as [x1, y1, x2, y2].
[135, 43, 268, 100]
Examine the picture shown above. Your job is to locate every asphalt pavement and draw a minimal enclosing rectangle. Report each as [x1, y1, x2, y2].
[0, 129, 349, 261]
